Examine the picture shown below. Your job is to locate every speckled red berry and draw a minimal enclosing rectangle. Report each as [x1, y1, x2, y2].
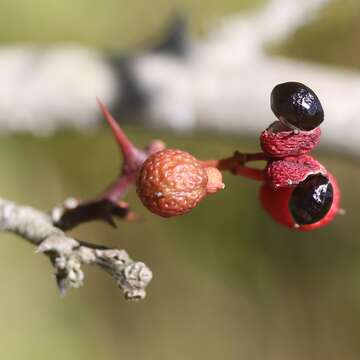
[137, 149, 223, 217]
[260, 121, 321, 158]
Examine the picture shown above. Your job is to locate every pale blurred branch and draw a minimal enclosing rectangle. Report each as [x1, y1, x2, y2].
[0, 197, 152, 300]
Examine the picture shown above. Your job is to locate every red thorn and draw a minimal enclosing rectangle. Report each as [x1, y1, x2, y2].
[96, 98, 134, 158]
[104, 215, 117, 228]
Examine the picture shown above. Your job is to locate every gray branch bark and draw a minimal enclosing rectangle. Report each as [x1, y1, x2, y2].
[0, 197, 152, 300]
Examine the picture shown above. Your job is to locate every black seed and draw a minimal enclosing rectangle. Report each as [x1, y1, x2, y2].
[289, 174, 333, 225]
[271, 82, 324, 131]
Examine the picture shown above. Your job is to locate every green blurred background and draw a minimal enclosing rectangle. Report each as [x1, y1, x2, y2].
[1, 0, 360, 359]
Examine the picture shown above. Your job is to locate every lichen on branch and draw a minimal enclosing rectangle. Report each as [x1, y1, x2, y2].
[0, 197, 152, 300]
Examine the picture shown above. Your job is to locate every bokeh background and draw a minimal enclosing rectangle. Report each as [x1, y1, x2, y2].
[0, 0, 360, 359]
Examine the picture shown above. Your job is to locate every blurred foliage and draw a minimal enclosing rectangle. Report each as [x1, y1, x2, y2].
[0, 0, 262, 50]
[273, 0, 360, 69]
[0, 128, 360, 359]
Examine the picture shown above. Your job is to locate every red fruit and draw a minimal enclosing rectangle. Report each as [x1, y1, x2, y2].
[137, 149, 223, 217]
[265, 154, 326, 188]
[260, 121, 321, 158]
[260, 172, 340, 231]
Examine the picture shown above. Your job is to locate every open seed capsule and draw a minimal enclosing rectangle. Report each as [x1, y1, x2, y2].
[260, 172, 340, 231]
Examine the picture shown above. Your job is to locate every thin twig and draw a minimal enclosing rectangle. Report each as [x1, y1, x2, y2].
[0, 197, 152, 300]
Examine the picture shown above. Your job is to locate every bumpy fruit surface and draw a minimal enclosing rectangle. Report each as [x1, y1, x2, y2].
[137, 149, 209, 217]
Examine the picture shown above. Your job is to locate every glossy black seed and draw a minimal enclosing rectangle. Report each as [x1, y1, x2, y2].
[289, 174, 333, 225]
[271, 82, 324, 131]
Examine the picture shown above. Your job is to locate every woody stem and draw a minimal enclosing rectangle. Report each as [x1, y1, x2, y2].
[201, 151, 267, 181]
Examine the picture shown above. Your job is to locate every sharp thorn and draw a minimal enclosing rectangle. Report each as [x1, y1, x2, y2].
[104, 214, 117, 228]
[96, 97, 134, 157]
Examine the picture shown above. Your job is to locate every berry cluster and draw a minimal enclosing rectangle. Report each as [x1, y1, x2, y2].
[259, 82, 341, 230]
[55, 84, 342, 232]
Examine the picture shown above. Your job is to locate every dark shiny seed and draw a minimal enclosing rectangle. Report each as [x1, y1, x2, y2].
[289, 174, 333, 225]
[271, 82, 324, 131]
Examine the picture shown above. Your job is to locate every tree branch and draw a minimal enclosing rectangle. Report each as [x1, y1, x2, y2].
[0, 197, 152, 300]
